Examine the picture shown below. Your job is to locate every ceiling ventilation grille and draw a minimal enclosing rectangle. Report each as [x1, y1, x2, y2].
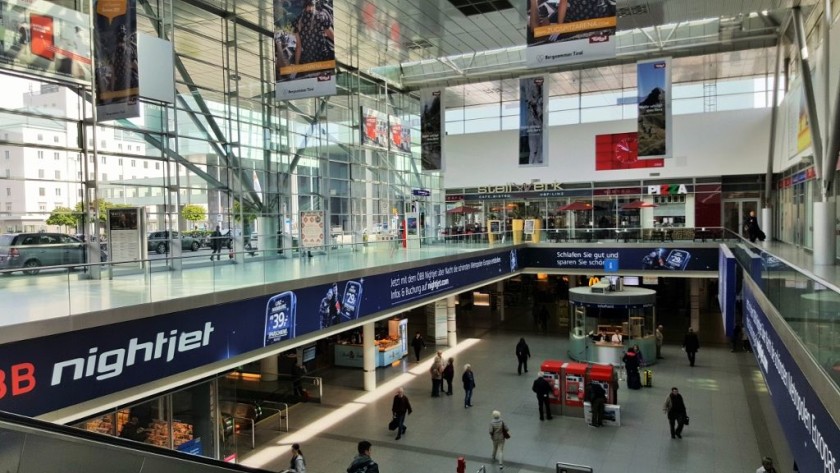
[617, 4, 650, 17]
[447, 0, 514, 16]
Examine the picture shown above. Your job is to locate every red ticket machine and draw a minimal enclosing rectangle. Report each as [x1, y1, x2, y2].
[562, 362, 588, 417]
[539, 360, 564, 405]
[588, 363, 617, 404]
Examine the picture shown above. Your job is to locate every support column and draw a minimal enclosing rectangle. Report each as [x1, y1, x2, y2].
[761, 207, 773, 243]
[363, 322, 376, 392]
[813, 201, 836, 265]
[447, 295, 457, 348]
[427, 300, 448, 345]
[497, 281, 505, 322]
[261, 354, 278, 382]
[689, 279, 700, 332]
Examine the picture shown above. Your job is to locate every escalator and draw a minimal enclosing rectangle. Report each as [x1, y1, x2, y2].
[0, 410, 269, 473]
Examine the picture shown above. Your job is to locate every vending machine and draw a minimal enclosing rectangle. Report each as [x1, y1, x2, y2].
[539, 360, 565, 406]
[562, 362, 588, 417]
[588, 363, 617, 404]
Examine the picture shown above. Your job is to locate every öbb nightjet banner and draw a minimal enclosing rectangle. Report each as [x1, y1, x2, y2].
[519, 77, 547, 166]
[637, 58, 671, 159]
[526, 0, 617, 68]
[274, 0, 336, 100]
[421, 88, 444, 171]
[94, 0, 139, 121]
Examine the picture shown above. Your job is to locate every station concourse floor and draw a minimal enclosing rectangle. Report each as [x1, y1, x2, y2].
[237, 309, 782, 473]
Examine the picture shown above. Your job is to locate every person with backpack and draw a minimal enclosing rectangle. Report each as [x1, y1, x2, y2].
[515, 338, 531, 375]
[347, 440, 378, 473]
[532, 375, 553, 421]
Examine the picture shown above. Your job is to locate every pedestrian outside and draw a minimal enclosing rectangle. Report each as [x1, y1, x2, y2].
[462, 363, 476, 408]
[488, 410, 508, 468]
[442, 357, 455, 395]
[515, 338, 531, 375]
[531, 375, 553, 421]
[411, 332, 425, 362]
[655, 324, 664, 359]
[346, 440, 379, 473]
[210, 225, 223, 261]
[391, 387, 412, 440]
[663, 386, 688, 439]
[682, 327, 700, 366]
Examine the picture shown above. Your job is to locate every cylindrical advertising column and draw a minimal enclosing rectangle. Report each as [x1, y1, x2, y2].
[363, 322, 376, 391]
[447, 295, 457, 347]
[761, 207, 772, 244]
[813, 201, 836, 265]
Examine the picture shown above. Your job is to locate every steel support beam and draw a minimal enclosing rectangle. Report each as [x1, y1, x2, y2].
[792, 7, 825, 184]
[765, 21, 787, 205]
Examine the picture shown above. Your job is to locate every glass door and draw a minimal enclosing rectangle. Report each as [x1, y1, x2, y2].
[722, 199, 759, 239]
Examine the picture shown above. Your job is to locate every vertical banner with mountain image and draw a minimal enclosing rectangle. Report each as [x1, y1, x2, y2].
[526, 0, 617, 68]
[519, 77, 547, 166]
[420, 88, 443, 171]
[274, 0, 336, 101]
[0, 0, 92, 82]
[94, 0, 139, 121]
[636, 58, 671, 159]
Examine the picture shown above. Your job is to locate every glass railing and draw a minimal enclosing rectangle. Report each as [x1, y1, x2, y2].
[727, 237, 840, 392]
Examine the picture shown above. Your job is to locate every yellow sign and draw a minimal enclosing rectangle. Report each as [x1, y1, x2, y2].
[588, 276, 600, 286]
[97, 0, 127, 23]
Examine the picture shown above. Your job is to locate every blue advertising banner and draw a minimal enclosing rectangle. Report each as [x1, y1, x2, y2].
[637, 58, 671, 159]
[526, 0, 617, 68]
[274, 0, 336, 100]
[743, 285, 840, 473]
[520, 246, 719, 272]
[519, 77, 547, 166]
[718, 245, 736, 337]
[94, 0, 139, 121]
[0, 250, 517, 416]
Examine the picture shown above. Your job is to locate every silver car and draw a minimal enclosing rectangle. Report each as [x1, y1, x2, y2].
[0, 233, 87, 275]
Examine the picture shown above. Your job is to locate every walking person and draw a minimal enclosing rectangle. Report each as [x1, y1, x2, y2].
[623, 347, 642, 389]
[588, 381, 607, 427]
[756, 457, 778, 473]
[411, 332, 425, 362]
[391, 387, 412, 440]
[347, 440, 379, 473]
[655, 324, 664, 359]
[280, 443, 306, 473]
[682, 327, 700, 367]
[488, 410, 508, 468]
[531, 375, 553, 421]
[462, 363, 476, 408]
[744, 210, 766, 243]
[442, 357, 455, 395]
[210, 225, 223, 261]
[430, 352, 443, 397]
[663, 387, 688, 439]
[515, 338, 531, 375]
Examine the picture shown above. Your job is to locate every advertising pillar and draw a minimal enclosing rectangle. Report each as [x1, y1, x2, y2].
[447, 296, 457, 347]
[363, 322, 376, 391]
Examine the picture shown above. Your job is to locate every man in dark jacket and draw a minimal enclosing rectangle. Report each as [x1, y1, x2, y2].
[347, 440, 379, 473]
[744, 210, 765, 243]
[411, 332, 425, 362]
[210, 225, 223, 261]
[532, 375, 553, 421]
[663, 387, 688, 439]
[683, 327, 700, 367]
[588, 381, 607, 427]
[391, 387, 412, 440]
[516, 338, 531, 375]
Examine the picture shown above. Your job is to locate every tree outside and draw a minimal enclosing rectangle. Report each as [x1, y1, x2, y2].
[182, 204, 207, 229]
[46, 206, 79, 233]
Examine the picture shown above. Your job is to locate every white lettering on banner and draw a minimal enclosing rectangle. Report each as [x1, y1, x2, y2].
[555, 250, 619, 268]
[388, 257, 503, 303]
[745, 300, 837, 473]
[51, 322, 215, 385]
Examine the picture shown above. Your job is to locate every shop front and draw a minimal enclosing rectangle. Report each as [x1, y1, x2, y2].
[334, 318, 408, 368]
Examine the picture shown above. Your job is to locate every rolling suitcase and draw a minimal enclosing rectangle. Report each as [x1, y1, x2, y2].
[642, 369, 653, 388]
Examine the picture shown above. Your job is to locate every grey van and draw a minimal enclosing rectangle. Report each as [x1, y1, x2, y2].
[0, 233, 87, 275]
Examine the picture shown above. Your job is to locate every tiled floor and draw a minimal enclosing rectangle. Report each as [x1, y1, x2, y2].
[237, 308, 781, 473]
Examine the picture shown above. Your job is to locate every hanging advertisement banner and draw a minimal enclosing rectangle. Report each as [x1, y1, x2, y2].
[519, 77, 547, 166]
[420, 88, 444, 171]
[360, 107, 389, 150]
[299, 210, 325, 248]
[525, 0, 617, 68]
[0, 0, 92, 82]
[636, 58, 671, 159]
[595, 132, 664, 170]
[93, 0, 139, 121]
[274, 0, 336, 101]
[389, 114, 412, 154]
[796, 86, 812, 153]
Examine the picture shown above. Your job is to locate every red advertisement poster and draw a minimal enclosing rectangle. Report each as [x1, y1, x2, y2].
[30, 14, 55, 60]
[595, 132, 664, 171]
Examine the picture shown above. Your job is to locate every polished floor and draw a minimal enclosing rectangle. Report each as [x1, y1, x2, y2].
[236, 309, 786, 473]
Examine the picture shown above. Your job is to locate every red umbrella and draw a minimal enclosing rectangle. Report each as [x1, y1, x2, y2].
[447, 206, 481, 214]
[558, 201, 593, 211]
[621, 200, 659, 210]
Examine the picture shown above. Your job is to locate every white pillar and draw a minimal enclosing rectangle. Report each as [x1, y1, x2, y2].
[427, 300, 448, 345]
[363, 322, 376, 391]
[690, 279, 700, 332]
[497, 281, 505, 322]
[261, 355, 278, 382]
[447, 296, 457, 347]
[761, 207, 772, 243]
[813, 201, 836, 265]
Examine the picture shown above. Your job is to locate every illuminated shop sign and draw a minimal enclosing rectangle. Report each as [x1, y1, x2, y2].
[646, 184, 690, 195]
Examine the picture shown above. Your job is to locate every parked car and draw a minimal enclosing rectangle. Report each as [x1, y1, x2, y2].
[147, 231, 200, 254]
[0, 232, 87, 275]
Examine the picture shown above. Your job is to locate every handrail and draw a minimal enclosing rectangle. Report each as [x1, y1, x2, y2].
[232, 415, 255, 449]
[259, 401, 289, 432]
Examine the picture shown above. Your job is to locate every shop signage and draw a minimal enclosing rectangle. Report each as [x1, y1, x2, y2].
[412, 188, 431, 197]
[594, 188, 642, 196]
[743, 286, 840, 473]
[477, 181, 565, 194]
[646, 184, 689, 195]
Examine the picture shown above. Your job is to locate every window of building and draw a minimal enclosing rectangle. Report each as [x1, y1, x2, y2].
[4, 169, 9, 178]
[5, 203, 10, 212]
[118, 143, 122, 150]
[5, 188, 10, 196]
[38, 203, 46, 211]
[143, 161, 148, 169]
[119, 175, 123, 180]
[37, 150, 44, 159]
[54, 152, 60, 160]
[55, 170, 60, 179]
[101, 156, 107, 164]
[53, 136, 59, 143]
[38, 169, 44, 178]
[155, 163, 160, 170]
[131, 160, 136, 167]
[102, 173, 107, 181]
[101, 140, 106, 148]
[4, 150, 8, 159]
[55, 188, 61, 196]
[37, 133, 43, 141]
[118, 158, 123, 166]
